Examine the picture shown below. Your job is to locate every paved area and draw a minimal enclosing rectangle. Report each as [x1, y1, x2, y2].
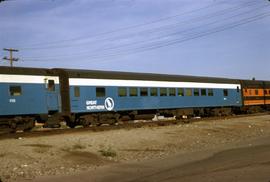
[33, 136, 270, 182]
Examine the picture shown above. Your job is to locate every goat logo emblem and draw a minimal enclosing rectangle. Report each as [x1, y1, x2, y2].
[104, 97, 114, 111]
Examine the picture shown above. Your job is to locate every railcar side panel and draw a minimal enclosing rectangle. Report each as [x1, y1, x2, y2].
[68, 78, 242, 113]
[0, 74, 60, 116]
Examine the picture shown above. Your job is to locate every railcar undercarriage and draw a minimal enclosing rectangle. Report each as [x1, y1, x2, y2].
[1, 105, 269, 133]
[64, 106, 266, 128]
[0, 116, 35, 132]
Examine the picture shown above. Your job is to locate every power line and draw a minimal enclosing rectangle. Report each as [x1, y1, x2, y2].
[15, 0, 230, 49]
[22, 3, 269, 61]
[72, 3, 268, 58]
[22, 10, 270, 63]
[20, 1, 261, 51]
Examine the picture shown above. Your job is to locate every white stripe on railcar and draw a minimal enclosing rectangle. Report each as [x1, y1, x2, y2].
[0, 74, 59, 84]
[69, 78, 241, 89]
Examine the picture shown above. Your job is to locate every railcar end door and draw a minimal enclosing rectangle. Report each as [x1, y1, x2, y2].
[45, 78, 59, 112]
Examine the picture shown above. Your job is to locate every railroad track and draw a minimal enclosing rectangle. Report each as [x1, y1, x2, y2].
[0, 112, 269, 140]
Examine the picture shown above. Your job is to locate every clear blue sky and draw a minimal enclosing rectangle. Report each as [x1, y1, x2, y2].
[0, 0, 270, 80]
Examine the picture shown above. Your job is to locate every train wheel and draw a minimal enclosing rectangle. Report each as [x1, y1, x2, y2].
[10, 122, 17, 133]
[66, 121, 76, 128]
[81, 119, 91, 128]
[23, 119, 35, 132]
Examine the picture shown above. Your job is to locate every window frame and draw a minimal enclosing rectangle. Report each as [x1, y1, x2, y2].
[96, 87, 106, 98]
[129, 87, 138, 97]
[47, 79, 55, 91]
[223, 89, 228, 97]
[177, 88, 184, 96]
[118, 87, 127, 97]
[169, 88, 176, 96]
[208, 89, 214, 96]
[160, 88, 167, 96]
[255, 89, 259, 95]
[9, 85, 22, 96]
[140, 87, 148, 97]
[185, 88, 192, 96]
[74, 86, 80, 97]
[150, 88, 158, 96]
[201, 89, 207, 96]
[194, 88, 200, 96]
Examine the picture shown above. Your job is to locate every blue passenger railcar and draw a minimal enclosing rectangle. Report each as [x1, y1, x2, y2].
[0, 67, 60, 129]
[60, 69, 242, 126]
[68, 78, 242, 112]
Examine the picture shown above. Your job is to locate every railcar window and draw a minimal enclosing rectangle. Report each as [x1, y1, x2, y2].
[177, 88, 184, 96]
[10, 86, 22, 96]
[245, 89, 248, 93]
[48, 80, 55, 91]
[96, 87, 106, 97]
[160, 88, 167, 96]
[169, 88, 176, 96]
[268, 90, 270, 94]
[129, 87, 138, 97]
[150, 88, 158, 96]
[223, 89, 228, 97]
[264, 90, 267, 95]
[249, 90, 252, 95]
[186, 88, 192, 96]
[255, 90, 259, 95]
[194, 89, 200, 96]
[208, 89, 214, 96]
[74, 86, 80, 97]
[140, 88, 148, 96]
[201, 89, 207, 96]
[118, 87, 127, 97]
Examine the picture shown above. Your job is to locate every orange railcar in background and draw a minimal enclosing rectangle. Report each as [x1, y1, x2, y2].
[241, 80, 270, 107]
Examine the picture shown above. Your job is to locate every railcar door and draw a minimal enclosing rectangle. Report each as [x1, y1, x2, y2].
[236, 86, 241, 105]
[45, 78, 59, 112]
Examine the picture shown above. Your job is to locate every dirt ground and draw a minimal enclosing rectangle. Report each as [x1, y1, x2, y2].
[1, 114, 270, 182]
[33, 136, 270, 182]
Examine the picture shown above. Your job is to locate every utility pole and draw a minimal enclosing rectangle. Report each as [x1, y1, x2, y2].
[3, 48, 19, 67]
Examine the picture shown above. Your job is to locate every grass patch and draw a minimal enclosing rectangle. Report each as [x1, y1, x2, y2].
[21, 143, 53, 154]
[61, 141, 87, 152]
[121, 148, 164, 152]
[72, 143, 86, 150]
[0, 153, 6, 158]
[99, 147, 117, 157]
[33, 147, 50, 154]
[22, 144, 53, 148]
